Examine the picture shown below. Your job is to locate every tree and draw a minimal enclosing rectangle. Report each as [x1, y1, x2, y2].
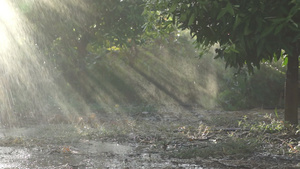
[145, 0, 300, 124]
[17, 0, 146, 54]
[91, 0, 146, 50]
[13, 0, 147, 73]
[87, 0, 146, 63]
[12, 0, 147, 102]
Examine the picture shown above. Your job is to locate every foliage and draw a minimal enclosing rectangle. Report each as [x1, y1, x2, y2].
[14, 0, 147, 66]
[218, 62, 286, 110]
[239, 114, 286, 133]
[143, 3, 178, 40]
[238, 113, 300, 154]
[88, 0, 146, 49]
[144, 0, 300, 71]
[144, 0, 300, 124]
[13, 0, 150, 109]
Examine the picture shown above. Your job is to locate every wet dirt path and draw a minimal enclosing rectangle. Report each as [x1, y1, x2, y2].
[0, 108, 299, 168]
[0, 124, 205, 168]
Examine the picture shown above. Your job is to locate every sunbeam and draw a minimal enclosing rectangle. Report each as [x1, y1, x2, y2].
[0, 0, 91, 127]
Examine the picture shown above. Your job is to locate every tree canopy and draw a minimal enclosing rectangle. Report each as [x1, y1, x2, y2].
[145, 0, 300, 124]
[146, 0, 300, 70]
[88, 0, 146, 51]
[13, 0, 300, 124]
[16, 0, 146, 57]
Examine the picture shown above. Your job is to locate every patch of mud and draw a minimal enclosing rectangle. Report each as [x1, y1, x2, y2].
[0, 124, 205, 168]
[21, 142, 132, 168]
[0, 138, 205, 168]
[0, 108, 299, 168]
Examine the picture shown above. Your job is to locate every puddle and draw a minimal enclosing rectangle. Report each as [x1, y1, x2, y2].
[75, 140, 132, 154]
[0, 125, 134, 168]
[0, 140, 205, 168]
[0, 147, 31, 168]
[0, 125, 210, 168]
[0, 140, 133, 168]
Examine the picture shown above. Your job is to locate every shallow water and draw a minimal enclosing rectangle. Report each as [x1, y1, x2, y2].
[0, 125, 205, 168]
[0, 143, 204, 168]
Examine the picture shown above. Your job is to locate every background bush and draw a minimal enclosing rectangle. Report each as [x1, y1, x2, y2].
[217, 62, 286, 110]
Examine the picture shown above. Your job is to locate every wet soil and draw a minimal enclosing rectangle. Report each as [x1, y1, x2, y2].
[0, 107, 300, 168]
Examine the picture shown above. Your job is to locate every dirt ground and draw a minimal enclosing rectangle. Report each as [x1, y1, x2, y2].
[0, 107, 299, 168]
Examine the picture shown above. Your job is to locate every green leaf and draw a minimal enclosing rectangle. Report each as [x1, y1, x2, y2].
[282, 56, 288, 67]
[218, 2, 234, 20]
[261, 26, 274, 38]
[180, 13, 187, 22]
[226, 2, 234, 16]
[172, 14, 176, 25]
[290, 19, 299, 28]
[288, 5, 299, 18]
[169, 3, 177, 13]
[274, 24, 284, 35]
[217, 9, 227, 20]
[243, 20, 252, 35]
[188, 13, 195, 26]
[271, 17, 287, 24]
[233, 15, 241, 30]
[257, 39, 265, 56]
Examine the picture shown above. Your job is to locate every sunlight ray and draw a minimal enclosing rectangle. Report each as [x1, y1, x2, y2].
[0, 0, 91, 127]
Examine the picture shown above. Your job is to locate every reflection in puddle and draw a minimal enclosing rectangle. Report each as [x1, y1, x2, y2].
[22, 140, 133, 168]
[0, 125, 205, 168]
[0, 147, 31, 168]
[76, 140, 132, 154]
[0, 144, 205, 168]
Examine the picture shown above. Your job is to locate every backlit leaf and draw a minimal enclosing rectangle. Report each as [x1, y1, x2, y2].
[282, 56, 288, 67]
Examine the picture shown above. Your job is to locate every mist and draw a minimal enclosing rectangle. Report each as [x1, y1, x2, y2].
[0, 1, 292, 168]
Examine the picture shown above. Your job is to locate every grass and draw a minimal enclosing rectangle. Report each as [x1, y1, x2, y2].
[169, 137, 260, 159]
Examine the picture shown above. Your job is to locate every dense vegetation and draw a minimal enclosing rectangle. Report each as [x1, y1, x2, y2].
[0, 0, 290, 126]
[145, 0, 300, 124]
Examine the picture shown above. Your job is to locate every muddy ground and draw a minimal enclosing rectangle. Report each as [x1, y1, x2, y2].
[0, 107, 300, 168]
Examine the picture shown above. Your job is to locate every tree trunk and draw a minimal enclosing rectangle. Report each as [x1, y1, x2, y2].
[284, 52, 299, 125]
